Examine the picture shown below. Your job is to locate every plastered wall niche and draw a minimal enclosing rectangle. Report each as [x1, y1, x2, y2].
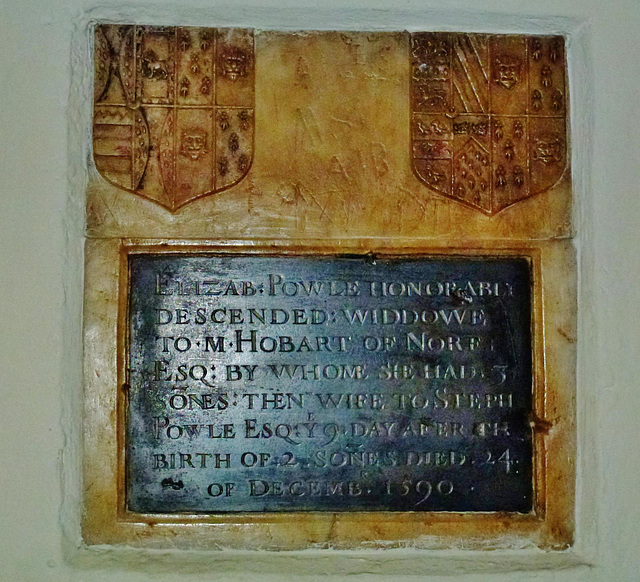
[5, 0, 640, 580]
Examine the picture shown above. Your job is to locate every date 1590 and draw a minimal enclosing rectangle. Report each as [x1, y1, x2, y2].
[384, 479, 454, 506]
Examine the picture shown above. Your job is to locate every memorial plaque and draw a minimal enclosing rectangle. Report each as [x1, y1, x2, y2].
[83, 24, 575, 549]
[126, 254, 532, 512]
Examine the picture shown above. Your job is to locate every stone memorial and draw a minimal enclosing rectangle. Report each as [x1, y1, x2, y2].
[83, 26, 575, 550]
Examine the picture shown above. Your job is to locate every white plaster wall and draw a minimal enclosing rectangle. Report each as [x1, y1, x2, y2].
[1, 0, 639, 580]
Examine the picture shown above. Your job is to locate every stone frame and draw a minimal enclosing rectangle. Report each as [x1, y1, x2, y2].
[82, 237, 575, 550]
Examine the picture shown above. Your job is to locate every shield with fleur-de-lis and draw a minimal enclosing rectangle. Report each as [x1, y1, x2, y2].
[410, 33, 567, 215]
[93, 25, 254, 212]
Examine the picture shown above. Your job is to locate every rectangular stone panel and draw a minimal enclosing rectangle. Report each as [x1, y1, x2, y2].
[126, 254, 533, 513]
[92, 28, 569, 230]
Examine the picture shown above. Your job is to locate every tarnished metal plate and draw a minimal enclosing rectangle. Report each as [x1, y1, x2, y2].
[126, 254, 533, 513]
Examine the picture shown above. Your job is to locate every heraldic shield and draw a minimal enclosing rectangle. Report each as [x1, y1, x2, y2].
[410, 33, 567, 215]
[93, 25, 255, 212]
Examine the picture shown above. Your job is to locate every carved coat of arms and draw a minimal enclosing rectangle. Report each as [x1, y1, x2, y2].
[410, 33, 567, 215]
[94, 25, 254, 211]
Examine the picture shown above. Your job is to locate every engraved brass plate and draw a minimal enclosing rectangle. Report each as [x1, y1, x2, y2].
[126, 254, 533, 513]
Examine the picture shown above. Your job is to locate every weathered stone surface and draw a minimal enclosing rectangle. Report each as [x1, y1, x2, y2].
[89, 29, 570, 240]
[94, 26, 255, 211]
[83, 26, 575, 551]
[410, 33, 566, 215]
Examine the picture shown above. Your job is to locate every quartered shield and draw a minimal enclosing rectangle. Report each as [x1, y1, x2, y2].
[410, 33, 567, 215]
[93, 25, 255, 212]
